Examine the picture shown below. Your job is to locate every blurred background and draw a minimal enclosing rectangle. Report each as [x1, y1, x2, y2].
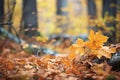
[0, 0, 120, 45]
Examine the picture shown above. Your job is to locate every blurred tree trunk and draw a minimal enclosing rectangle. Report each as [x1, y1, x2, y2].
[56, 0, 68, 16]
[102, 0, 117, 43]
[102, 0, 117, 18]
[56, 0, 68, 33]
[87, 0, 97, 32]
[22, 0, 39, 37]
[0, 0, 4, 35]
[0, 0, 4, 23]
[87, 0, 96, 19]
[116, 0, 120, 43]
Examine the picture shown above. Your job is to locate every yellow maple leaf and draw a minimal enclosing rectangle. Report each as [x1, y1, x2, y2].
[86, 30, 108, 49]
[69, 38, 85, 56]
[91, 46, 116, 59]
[68, 30, 116, 59]
[76, 38, 84, 45]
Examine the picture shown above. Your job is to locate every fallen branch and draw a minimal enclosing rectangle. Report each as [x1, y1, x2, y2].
[0, 27, 58, 55]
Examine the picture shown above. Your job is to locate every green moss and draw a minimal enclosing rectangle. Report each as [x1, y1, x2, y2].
[106, 75, 116, 80]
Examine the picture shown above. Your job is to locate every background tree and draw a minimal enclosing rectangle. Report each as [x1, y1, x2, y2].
[21, 0, 39, 37]
[56, 0, 68, 33]
[0, 0, 4, 35]
[116, 0, 120, 43]
[102, 0, 117, 18]
[102, 0, 117, 43]
[87, 0, 96, 19]
[0, 0, 4, 23]
[87, 0, 98, 32]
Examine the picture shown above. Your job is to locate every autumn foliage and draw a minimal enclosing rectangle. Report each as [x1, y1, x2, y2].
[0, 30, 119, 80]
[69, 30, 116, 59]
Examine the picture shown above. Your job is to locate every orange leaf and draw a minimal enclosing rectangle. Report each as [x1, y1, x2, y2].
[76, 38, 84, 45]
[91, 46, 116, 59]
[5, 61, 14, 70]
[86, 30, 108, 49]
[69, 38, 86, 56]
[68, 53, 76, 60]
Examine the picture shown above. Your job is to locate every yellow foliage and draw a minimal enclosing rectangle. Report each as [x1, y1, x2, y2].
[86, 30, 108, 49]
[69, 39, 86, 56]
[96, 46, 116, 59]
[69, 30, 116, 59]
[36, 36, 48, 42]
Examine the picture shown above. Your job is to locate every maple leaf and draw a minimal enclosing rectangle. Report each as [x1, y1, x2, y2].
[91, 46, 116, 59]
[76, 38, 84, 45]
[86, 30, 108, 49]
[69, 38, 85, 56]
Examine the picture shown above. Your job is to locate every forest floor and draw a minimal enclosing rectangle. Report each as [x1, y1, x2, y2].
[0, 30, 120, 80]
[0, 51, 120, 80]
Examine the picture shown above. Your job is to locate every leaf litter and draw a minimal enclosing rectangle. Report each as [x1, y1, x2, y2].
[0, 30, 120, 80]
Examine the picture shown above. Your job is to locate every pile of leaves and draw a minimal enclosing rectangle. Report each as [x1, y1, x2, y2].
[0, 30, 120, 80]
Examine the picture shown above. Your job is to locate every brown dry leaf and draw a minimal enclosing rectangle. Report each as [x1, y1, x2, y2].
[4, 61, 15, 71]
[16, 59, 26, 65]
[92, 63, 105, 75]
[65, 66, 80, 75]
[41, 55, 54, 62]
[61, 58, 71, 68]
[92, 62, 111, 77]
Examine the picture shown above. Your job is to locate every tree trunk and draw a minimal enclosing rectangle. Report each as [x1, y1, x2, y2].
[56, 0, 68, 33]
[116, 0, 120, 43]
[102, 0, 117, 18]
[0, 0, 4, 35]
[22, 0, 38, 37]
[87, 0, 96, 19]
[0, 0, 4, 23]
[102, 0, 117, 43]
